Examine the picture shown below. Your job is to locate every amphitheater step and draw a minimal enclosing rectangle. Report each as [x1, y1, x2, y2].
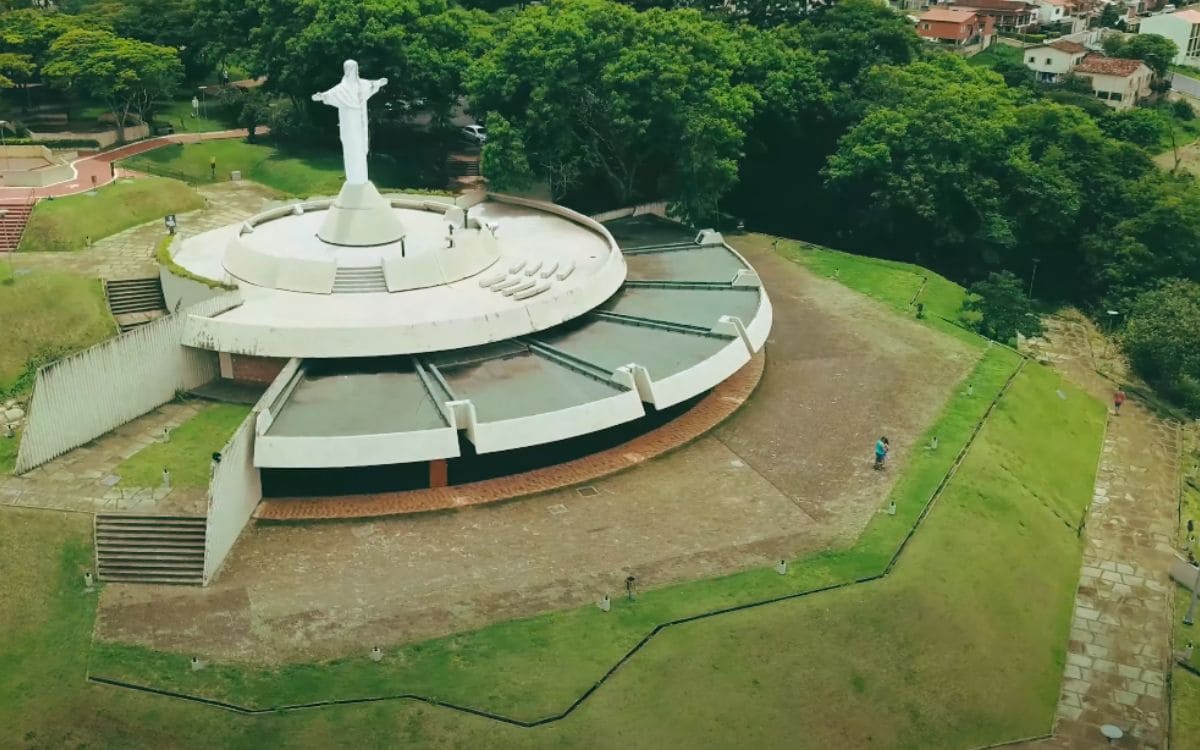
[0, 200, 35, 254]
[94, 512, 206, 585]
[333, 266, 388, 293]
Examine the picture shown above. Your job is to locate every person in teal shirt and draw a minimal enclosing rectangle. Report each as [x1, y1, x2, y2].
[874, 436, 890, 470]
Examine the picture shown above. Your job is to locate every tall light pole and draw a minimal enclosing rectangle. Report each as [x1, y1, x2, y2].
[1102, 309, 1121, 359]
[1029, 257, 1040, 298]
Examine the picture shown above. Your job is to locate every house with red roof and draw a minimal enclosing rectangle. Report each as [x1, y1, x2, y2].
[1073, 55, 1153, 109]
[949, 0, 1040, 32]
[915, 7, 996, 49]
[1023, 40, 1089, 83]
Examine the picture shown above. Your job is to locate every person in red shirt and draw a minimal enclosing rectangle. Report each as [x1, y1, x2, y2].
[1113, 387, 1126, 415]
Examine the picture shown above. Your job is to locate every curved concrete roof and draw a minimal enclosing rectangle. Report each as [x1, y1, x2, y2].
[252, 215, 772, 468]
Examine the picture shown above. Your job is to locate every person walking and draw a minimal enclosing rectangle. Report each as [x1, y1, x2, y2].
[874, 436, 890, 470]
[1113, 387, 1126, 415]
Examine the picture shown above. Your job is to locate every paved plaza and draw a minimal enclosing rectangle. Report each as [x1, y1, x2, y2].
[11, 180, 277, 280]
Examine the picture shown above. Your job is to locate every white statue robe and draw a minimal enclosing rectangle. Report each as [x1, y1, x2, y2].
[314, 77, 385, 185]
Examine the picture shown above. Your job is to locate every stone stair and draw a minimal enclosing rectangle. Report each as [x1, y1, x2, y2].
[333, 265, 388, 293]
[0, 199, 35, 254]
[94, 514, 206, 585]
[104, 277, 167, 331]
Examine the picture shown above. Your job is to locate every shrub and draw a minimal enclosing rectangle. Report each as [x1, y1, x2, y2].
[1123, 279, 1200, 414]
[962, 270, 1043, 344]
[1173, 98, 1196, 121]
[1, 137, 102, 149]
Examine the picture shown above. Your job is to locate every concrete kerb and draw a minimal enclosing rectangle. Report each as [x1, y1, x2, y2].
[87, 351, 1033, 727]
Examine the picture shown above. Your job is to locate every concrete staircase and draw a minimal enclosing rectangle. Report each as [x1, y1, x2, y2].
[333, 266, 388, 293]
[0, 199, 35, 254]
[94, 514, 206, 585]
[104, 277, 167, 331]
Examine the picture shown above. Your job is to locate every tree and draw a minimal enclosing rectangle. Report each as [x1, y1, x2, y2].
[1099, 107, 1166, 147]
[480, 112, 535, 193]
[1098, 2, 1121, 28]
[805, 0, 923, 87]
[1104, 32, 1177, 79]
[1123, 279, 1200, 412]
[962, 271, 1043, 343]
[468, 0, 756, 222]
[43, 29, 183, 140]
[823, 56, 1022, 271]
[0, 51, 33, 88]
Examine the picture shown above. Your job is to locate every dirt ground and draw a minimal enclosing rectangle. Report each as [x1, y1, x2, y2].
[96, 236, 978, 663]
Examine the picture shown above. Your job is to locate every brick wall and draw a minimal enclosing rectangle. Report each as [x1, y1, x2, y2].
[229, 355, 287, 384]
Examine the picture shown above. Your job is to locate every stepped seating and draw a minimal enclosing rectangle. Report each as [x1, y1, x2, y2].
[333, 265, 388, 293]
[94, 514, 206, 585]
[104, 277, 167, 331]
[0, 200, 35, 254]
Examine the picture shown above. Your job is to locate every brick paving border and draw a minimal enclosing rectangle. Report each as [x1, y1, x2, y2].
[255, 352, 766, 521]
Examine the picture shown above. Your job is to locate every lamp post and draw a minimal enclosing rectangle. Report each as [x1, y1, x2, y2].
[1028, 257, 1040, 298]
[1102, 309, 1120, 359]
[0, 120, 10, 170]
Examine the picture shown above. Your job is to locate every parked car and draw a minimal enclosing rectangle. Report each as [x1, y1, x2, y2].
[461, 124, 487, 144]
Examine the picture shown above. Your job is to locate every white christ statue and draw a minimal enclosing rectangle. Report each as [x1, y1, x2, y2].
[312, 60, 387, 186]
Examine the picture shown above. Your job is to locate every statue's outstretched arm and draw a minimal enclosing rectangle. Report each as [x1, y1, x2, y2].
[370, 78, 388, 94]
[312, 91, 326, 103]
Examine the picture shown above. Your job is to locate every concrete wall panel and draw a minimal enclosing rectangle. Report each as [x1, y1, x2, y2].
[203, 414, 260, 583]
[14, 298, 235, 473]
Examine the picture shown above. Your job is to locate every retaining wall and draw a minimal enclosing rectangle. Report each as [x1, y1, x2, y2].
[203, 414, 261, 583]
[14, 296, 236, 473]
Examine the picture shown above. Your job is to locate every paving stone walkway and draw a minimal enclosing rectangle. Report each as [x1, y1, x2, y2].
[1018, 314, 1181, 750]
[10, 180, 276, 280]
[0, 401, 209, 516]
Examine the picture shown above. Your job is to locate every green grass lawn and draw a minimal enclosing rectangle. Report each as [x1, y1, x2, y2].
[968, 44, 1023, 69]
[0, 264, 115, 396]
[1, 354, 1104, 748]
[0, 246, 1108, 747]
[114, 403, 251, 488]
[121, 139, 449, 197]
[154, 98, 237, 134]
[0, 432, 16, 474]
[17, 177, 204, 253]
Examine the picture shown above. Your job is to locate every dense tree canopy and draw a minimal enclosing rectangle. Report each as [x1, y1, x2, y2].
[468, 0, 758, 221]
[43, 29, 183, 135]
[1123, 280, 1200, 411]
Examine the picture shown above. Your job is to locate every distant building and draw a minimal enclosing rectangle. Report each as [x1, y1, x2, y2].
[1073, 55, 1154, 108]
[950, 0, 1041, 31]
[1138, 9, 1200, 63]
[1024, 39, 1089, 82]
[915, 7, 997, 48]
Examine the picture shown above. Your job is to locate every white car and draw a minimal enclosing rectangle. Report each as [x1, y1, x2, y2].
[461, 124, 487, 144]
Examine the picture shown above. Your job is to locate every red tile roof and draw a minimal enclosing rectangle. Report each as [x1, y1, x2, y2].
[1073, 55, 1149, 77]
[1047, 40, 1087, 53]
[919, 7, 979, 21]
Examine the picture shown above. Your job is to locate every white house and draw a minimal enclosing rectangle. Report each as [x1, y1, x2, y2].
[1138, 9, 1200, 64]
[1024, 39, 1089, 81]
[1073, 55, 1153, 109]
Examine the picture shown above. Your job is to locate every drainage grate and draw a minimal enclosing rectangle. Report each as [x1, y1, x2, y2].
[576, 486, 599, 497]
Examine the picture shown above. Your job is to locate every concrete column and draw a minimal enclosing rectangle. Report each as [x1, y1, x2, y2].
[429, 459, 448, 488]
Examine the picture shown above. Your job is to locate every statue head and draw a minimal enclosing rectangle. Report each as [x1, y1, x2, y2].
[343, 59, 359, 81]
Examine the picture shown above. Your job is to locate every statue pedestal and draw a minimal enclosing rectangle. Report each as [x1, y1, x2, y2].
[317, 182, 406, 247]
